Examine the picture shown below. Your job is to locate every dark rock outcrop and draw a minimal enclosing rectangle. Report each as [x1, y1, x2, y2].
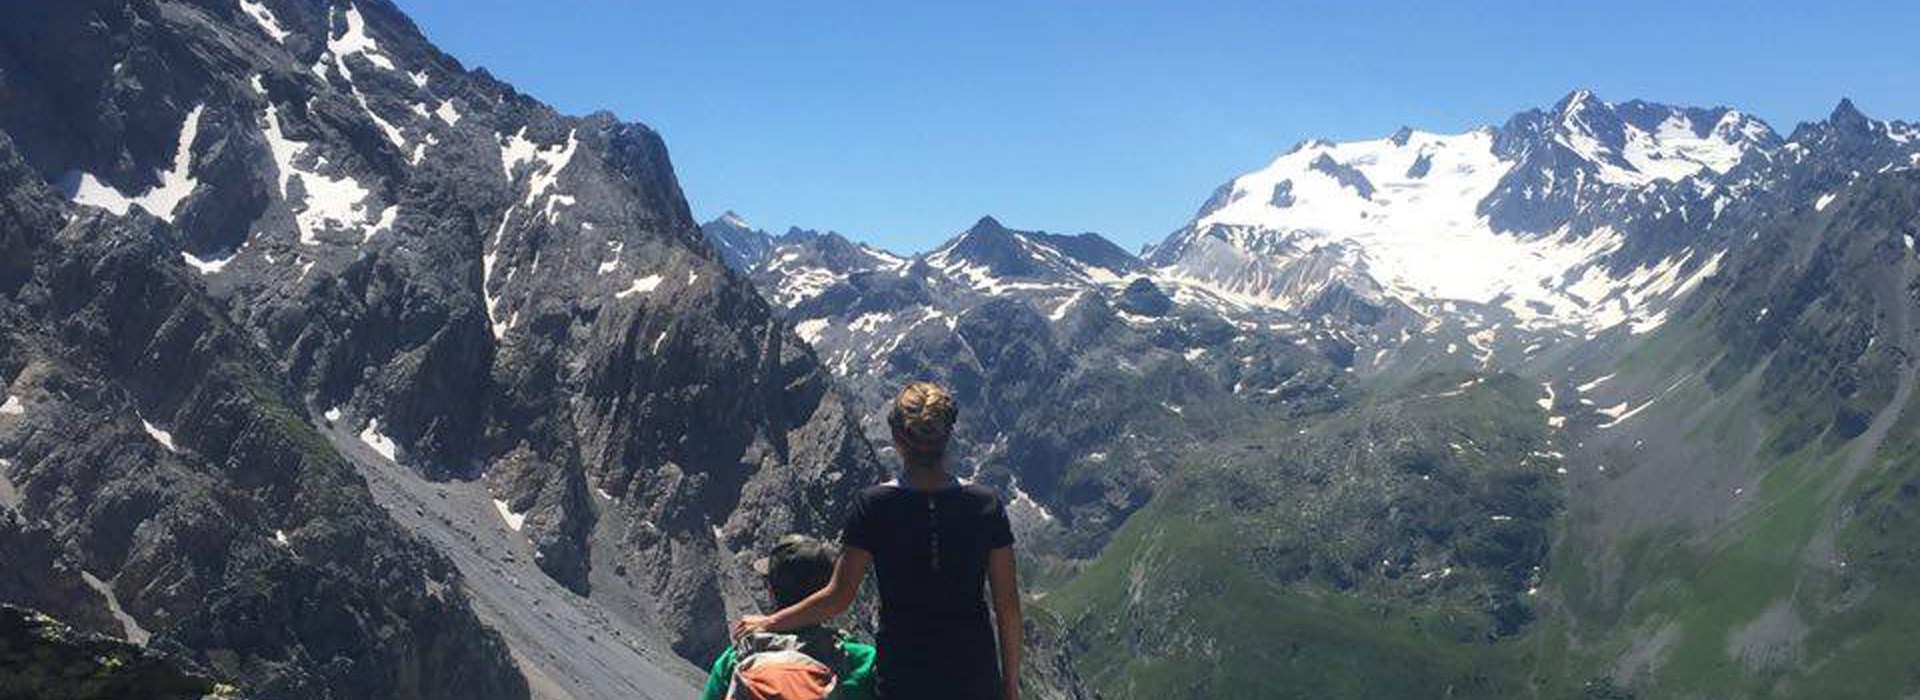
[0, 604, 229, 700]
[0, 0, 883, 692]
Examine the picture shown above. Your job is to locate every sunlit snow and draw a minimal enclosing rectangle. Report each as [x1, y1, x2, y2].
[181, 250, 237, 275]
[794, 318, 830, 344]
[141, 419, 180, 453]
[239, 0, 290, 42]
[62, 105, 204, 221]
[358, 418, 400, 462]
[328, 3, 393, 70]
[614, 274, 664, 300]
[262, 104, 376, 245]
[493, 499, 527, 531]
[1164, 107, 1742, 336]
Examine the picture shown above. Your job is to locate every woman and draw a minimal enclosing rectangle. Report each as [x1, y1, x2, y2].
[732, 381, 1022, 700]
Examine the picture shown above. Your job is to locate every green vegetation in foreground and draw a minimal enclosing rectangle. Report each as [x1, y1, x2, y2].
[1044, 502, 1529, 699]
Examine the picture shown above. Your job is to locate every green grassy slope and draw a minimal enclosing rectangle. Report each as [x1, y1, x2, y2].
[1044, 373, 1560, 698]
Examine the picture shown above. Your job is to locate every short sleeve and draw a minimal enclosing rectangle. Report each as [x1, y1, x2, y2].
[840, 490, 876, 552]
[987, 491, 1014, 549]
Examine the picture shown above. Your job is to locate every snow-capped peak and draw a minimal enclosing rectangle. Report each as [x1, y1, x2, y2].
[1151, 93, 1770, 336]
[1536, 91, 1778, 186]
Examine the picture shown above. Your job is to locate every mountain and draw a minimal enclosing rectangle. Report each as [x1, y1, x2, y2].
[712, 92, 1920, 698]
[0, 1, 888, 697]
[706, 213, 1352, 560]
[1056, 98, 1920, 698]
[5, 2, 1918, 696]
[1149, 92, 1779, 346]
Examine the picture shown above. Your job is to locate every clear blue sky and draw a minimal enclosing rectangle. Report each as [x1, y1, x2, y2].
[393, 0, 1917, 253]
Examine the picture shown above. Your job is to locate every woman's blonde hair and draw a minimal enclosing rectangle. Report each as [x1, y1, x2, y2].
[889, 381, 957, 464]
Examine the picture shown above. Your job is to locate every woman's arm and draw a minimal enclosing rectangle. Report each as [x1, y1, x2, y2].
[732, 547, 872, 637]
[987, 546, 1022, 700]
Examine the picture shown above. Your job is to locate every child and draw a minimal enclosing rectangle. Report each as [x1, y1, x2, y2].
[702, 535, 877, 700]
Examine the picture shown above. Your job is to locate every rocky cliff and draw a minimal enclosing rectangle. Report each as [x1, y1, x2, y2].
[1, 0, 885, 697]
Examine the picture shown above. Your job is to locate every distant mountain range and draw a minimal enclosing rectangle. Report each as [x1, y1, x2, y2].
[708, 91, 1920, 697]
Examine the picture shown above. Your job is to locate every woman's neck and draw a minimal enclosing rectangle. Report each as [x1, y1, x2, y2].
[902, 464, 952, 491]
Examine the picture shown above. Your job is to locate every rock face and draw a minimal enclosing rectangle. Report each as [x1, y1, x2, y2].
[0, 604, 229, 700]
[0, 130, 526, 697]
[706, 213, 1349, 556]
[0, 0, 883, 695]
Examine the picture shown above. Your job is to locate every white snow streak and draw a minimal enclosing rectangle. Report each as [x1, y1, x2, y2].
[358, 418, 400, 462]
[141, 420, 180, 453]
[794, 318, 830, 344]
[181, 250, 237, 275]
[328, 3, 393, 70]
[238, 0, 290, 42]
[493, 499, 527, 531]
[63, 105, 204, 221]
[262, 104, 376, 246]
[614, 274, 664, 300]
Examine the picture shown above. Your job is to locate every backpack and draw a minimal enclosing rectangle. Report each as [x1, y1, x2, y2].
[727, 631, 842, 700]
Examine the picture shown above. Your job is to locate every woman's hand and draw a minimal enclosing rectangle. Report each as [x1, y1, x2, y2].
[730, 614, 774, 640]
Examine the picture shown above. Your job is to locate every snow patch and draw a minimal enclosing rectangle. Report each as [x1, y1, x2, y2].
[61, 105, 204, 222]
[0, 395, 23, 416]
[141, 419, 180, 453]
[493, 499, 527, 531]
[482, 207, 515, 338]
[1008, 479, 1055, 522]
[1577, 374, 1615, 393]
[262, 104, 376, 245]
[239, 0, 290, 42]
[597, 241, 624, 275]
[435, 100, 462, 125]
[500, 128, 579, 205]
[63, 172, 136, 216]
[614, 274, 664, 300]
[358, 418, 400, 462]
[794, 318, 830, 344]
[328, 3, 394, 70]
[181, 250, 237, 275]
[849, 312, 893, 334]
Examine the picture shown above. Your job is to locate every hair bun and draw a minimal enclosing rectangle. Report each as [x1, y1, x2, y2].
[892, 381, 957, 449]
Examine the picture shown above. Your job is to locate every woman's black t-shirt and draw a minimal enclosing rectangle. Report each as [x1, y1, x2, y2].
[841, 479, 1015, 700]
